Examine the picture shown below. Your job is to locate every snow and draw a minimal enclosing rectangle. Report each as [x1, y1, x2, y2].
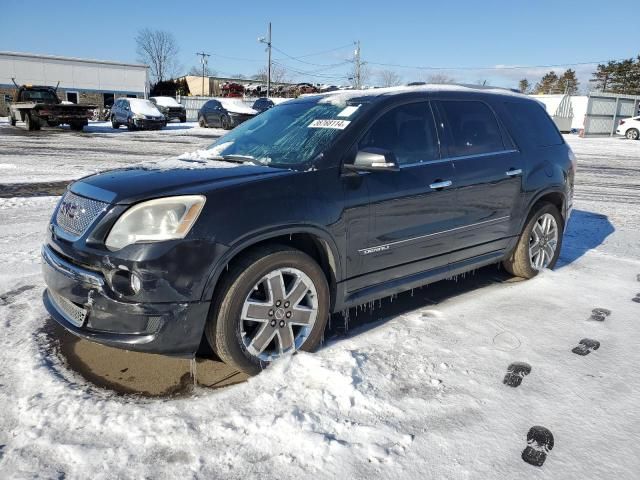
[1, 134, 640, 478]
[150, 96, 182, 107]
[127, 98, 163, 116]
[217, 98, 258, 115]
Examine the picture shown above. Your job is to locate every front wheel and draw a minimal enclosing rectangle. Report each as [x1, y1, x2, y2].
[221, 115, 231, 130]
[111, 116, 120, 129]
[206, 245, 330, 375]
[198, 115, 207, 128]
[25, 113, 40, 131]
[9, 114, 16, 126]
[502, 203, 564, 279]
[626, 128, 639, 140]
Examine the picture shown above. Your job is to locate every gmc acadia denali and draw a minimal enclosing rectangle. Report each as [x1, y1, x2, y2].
[42, 85, 576, 375]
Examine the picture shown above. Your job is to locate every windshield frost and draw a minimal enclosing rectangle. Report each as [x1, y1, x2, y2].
[207, 100, 360, 166]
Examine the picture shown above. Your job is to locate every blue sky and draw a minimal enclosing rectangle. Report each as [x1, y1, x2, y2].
[1, 0, 636, 90]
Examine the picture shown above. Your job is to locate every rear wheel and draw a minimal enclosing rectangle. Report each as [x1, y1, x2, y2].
[626, 128, 639, 140]
[198, 115, 207, 128]
[111, 116, 120, 129]
[205, 245, 330, 375]
[502, 203, 563, 279]
[221, 115, 231, 130]
[69, 122, 84, 131]
[9, 114, 16, 126]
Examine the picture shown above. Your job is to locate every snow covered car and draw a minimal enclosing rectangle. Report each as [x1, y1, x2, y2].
[111, 98, 166, 131]
[42, 85, 575, 375]
[616, 116, 640, 140]
[197, 99, 257, 129]
[149, 96, 187, 123]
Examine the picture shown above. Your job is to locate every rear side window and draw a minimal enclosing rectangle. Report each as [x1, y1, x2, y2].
[503, 101, 563, 147]
[439, 100, 505, 156]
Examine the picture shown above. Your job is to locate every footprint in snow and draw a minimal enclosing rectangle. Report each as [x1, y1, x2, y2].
[522, 426, 554, 467]
[632, 293, 640, 304]
[503, 362, 531, 388]
[589, 308, 611, 322]
[572, 338, 600, 356]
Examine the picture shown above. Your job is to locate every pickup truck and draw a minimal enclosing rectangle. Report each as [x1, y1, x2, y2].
[8, 84, 96, 131]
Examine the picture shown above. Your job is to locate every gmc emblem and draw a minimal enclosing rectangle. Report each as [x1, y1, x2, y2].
[59, 200, 78, 219]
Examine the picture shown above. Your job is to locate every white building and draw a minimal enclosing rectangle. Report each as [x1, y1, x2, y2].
[0, 51, 149, 115]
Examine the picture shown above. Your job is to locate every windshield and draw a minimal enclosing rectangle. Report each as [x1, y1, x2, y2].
[206, 99, 363, 167]
[22, 89, 58, 103]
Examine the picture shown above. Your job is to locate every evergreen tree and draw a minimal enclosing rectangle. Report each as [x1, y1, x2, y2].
[557, 69, 579, 94]
[533, 71, 559, 94]
[518, 78, 530, 94]
[590, 56, 640, 95]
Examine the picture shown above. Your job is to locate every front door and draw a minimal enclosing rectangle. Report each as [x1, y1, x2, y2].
[435, 99, 524, 260]
[348, 101, 458, 289]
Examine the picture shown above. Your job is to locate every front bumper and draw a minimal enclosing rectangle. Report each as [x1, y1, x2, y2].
[41, 244, 209, 356]
[133, 118, 166, 129]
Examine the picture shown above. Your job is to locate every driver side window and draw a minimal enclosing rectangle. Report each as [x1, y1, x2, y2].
[358, 102, 439, 165]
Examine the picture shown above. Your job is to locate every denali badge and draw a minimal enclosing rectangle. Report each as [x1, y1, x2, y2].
[359, 245, 390, 255]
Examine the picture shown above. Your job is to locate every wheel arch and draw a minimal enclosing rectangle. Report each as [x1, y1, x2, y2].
[201, 226, 342, 311]
[521, 189, 566, 233]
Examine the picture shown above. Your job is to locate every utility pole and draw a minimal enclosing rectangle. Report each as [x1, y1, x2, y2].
[195, 52, 211, 96]
[354, 40, 362, 89]
[259, 22, 272, 97]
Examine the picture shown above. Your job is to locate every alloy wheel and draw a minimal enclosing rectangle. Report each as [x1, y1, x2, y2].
[529, 213, 558, 270]
[240, 267, 318, 361]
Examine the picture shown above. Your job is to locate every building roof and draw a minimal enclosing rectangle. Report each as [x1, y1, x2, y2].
[0, 51, 148, 70]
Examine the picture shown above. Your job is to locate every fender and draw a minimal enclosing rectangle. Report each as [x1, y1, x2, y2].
[519, 186, 567, 233]
[200, 223, 344, 303]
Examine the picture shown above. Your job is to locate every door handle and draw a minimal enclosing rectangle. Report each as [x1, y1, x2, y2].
[429, 180, 452, 190]
[506, 168, 523, 177]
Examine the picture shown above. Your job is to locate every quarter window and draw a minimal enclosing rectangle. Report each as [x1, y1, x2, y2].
[503, 101, 564, 147]
[358, 102, 439, 165]
[439, 100, 505, 156]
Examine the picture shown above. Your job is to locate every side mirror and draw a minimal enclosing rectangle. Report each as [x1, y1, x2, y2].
[344, 148, 400, 172]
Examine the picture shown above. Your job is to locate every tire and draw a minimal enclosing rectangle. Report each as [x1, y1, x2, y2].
[69, 122, 84, 131]
[221, 115, 231, 130]
[205, 245, 330, 375]
[180, 116, 186, 123]
[198, 115, 207, 128]
[626, 128, 639, 140]
[25, 113, 40, 131]
[47, 121, 60, 127]
[111, 116, 120, 129]
[127, 119, 136, 131]
[502, 202, 564, 279]
[9, 114, 16, 126]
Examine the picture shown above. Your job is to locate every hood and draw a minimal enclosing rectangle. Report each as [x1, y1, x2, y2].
[70, 160, 291, 205]
[129, 99, 163, 117]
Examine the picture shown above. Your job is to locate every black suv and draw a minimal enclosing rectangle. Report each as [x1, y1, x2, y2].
[42, 86, 575, 375]
[197, 99, 255, 129]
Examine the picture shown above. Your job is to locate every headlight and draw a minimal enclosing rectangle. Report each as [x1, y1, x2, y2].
[133, 113, 145, 120]
[105, 195, 206, 250]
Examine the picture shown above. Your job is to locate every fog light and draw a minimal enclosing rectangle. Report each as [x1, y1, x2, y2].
[130, 273, 142, 294]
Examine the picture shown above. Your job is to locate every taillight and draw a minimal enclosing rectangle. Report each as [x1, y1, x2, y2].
[620, 120, 626, 125]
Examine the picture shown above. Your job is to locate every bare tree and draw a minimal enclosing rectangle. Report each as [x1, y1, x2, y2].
[424, 73, 457, 84]
[377, 69, 402, 87]
[135, 29, 181, 82]
[187, 65, 216, 77]
[253, 64, 289, 84]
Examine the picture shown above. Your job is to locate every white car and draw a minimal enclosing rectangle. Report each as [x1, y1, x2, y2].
[616, 116, 640, 140]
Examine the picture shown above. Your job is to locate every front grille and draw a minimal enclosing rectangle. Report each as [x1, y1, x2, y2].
[55, 191, 108, 238]
[49, 291, 88, 327]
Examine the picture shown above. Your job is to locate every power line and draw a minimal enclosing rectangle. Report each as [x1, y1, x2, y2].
[364, 59, 619, 71]
[271, 45, 351, 68]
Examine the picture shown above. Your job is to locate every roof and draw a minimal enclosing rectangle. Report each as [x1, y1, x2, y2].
[0, 51, 148, 69]
[308, 83, 529, 106]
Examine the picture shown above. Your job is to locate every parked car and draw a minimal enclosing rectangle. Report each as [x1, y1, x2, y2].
[616, 116, 640, 140]
[149, 96, 186, 123]
[111, 98, 166, 131]
[252, 97, 275, 114]
[197, 99, 256, 129]
[42, 85, 575, 376]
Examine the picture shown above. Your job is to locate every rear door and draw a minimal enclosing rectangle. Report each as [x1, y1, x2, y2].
[435, 99, 523, 260]
[351, 101, 457, 285]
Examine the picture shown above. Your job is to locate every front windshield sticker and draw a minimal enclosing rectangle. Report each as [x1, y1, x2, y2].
[337, 105, 360, 118]
[308, 119, 351, 129]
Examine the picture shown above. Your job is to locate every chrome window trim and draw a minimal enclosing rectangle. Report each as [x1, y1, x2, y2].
[358, 215, 511, 255]
[398, 149, 519, 170]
